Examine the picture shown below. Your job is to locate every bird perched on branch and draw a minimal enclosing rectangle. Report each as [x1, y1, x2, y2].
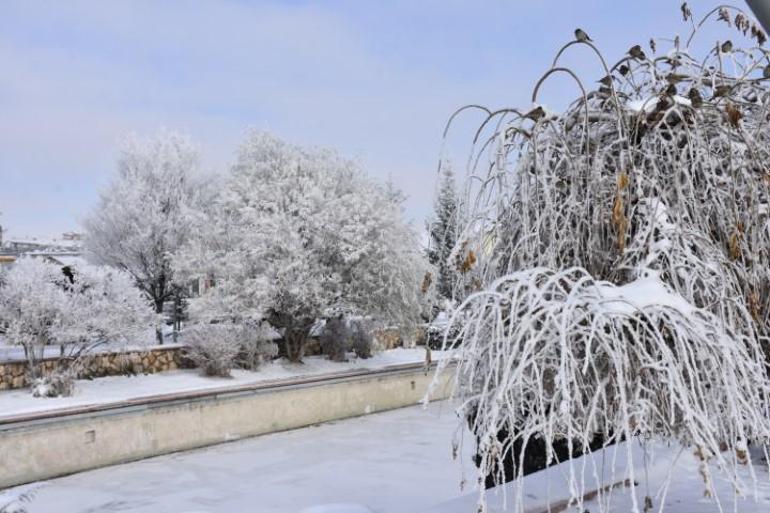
[629, 45, 647, 60]
[721, 40, 733, 53]
[523, 106, 546, 122]
[575, 28, 592, 42]
[666, 73, 688, 85]
[688, 88, 703, 108]
[712, 84, 732, 99]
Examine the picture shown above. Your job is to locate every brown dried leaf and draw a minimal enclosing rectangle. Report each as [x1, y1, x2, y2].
[459, 250, 476, 274]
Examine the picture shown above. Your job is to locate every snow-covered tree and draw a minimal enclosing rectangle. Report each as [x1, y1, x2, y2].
[426, 163, 459, 301]
[176, 132, 431, 362]
[83, 130, 207, 344]
[0, 258, 155, 396]
[429, 5, 770, 512]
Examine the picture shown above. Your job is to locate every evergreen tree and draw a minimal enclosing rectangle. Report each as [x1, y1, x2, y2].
[426, 164, 459, 301]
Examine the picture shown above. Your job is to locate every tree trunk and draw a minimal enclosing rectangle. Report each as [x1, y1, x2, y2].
[154, 298, 164, 345]
[172, 295, 180, 344]
[284, 328, 309, 363]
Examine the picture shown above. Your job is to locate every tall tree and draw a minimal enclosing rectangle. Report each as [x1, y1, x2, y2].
[175, 131, 431, 362]
[426, 164, 459, 301]
[83, 130, 204, 344]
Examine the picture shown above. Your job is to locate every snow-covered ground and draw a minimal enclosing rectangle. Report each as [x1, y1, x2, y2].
[425, 440, 770, 513]
[0, 348, 435, 418]
[1, 401, 475, 513]
[3, 399, 770, 513]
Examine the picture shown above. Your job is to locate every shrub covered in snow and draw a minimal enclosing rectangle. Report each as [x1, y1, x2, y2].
[349, 319, 374, 360]
[320, 318, 350, 362]
[184, 324, 240, 377]
[319, 317, 375, 361]
[184, 323, 278, 376]
[0, 258, 156, 396]
[235, 322, 279, 371]
[429, 4, 770, 512]
[175, 132, 432, 362]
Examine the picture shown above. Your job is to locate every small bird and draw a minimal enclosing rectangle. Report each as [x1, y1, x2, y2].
[713, 84, 732, 99]
[763, 64, 770, 79]
[666, 73, 688, 84]
[618, 64, 630, 76]
[721, 40, 733, 53]
[523, 106, 546, 122]
[575, 28, 592, 42]
[598, 75, 613, 87]
[688, 88, 703, 108]
[629, 44, 647, 60]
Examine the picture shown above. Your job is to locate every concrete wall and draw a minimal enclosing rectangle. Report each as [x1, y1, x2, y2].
[0, 364, 453, 488]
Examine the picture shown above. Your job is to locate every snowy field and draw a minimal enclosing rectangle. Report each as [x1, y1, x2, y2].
[0, 348, 435, 418]
[2, 401, 476, 513]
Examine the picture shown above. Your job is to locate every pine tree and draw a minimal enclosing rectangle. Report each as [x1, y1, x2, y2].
[426, 164, 458, 301]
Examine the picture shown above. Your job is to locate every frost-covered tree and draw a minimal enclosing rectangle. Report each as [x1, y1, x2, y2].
[426, 164, 459, 301]
[83, 130, 206, 344]
[0, 258, 155, 396]
[429, 5, 770, 512]
[176, 132, 430, 362]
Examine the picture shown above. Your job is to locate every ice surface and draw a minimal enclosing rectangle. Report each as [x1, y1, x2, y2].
[3, 401, 475, 513]
[422, 441, 770, 513]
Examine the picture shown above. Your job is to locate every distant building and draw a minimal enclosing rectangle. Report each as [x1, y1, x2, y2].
[0, 230, 84, 270]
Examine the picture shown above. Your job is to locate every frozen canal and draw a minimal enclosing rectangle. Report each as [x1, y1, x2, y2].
[10, 401, 476, 513]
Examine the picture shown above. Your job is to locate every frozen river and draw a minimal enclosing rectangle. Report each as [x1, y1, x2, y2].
[7, 401, 476, 513]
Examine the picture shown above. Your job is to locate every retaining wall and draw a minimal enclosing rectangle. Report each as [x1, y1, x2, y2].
[0, 345, 189, 390]
[0, 363, 453, 488]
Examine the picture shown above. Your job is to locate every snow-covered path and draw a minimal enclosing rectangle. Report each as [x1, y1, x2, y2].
[4, 401, 476, 513]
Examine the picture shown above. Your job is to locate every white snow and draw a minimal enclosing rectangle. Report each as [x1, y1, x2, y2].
[300, 505, 375, 513]
[597, 271, 694, 315]
[2, 401, 476, 513]
[0, 348, 436, 419]
[424, 441, 770, 513]
[5, 400, 770, 513]
[626, 97, 657, 113]
[625, 95, 691, 114]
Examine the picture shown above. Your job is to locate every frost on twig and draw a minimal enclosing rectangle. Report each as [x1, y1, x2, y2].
[429, 4, 770, 512]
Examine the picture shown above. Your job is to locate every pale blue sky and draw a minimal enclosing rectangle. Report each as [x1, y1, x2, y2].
[0, 1, 743, 238]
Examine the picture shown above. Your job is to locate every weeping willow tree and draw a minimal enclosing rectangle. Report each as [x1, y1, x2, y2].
[430, 4, 770, 512]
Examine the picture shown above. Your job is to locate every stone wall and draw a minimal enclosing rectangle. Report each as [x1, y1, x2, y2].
[0, 345, 190, 391]
[373, 326, 428, 350]
[0, 326, 429, 391]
